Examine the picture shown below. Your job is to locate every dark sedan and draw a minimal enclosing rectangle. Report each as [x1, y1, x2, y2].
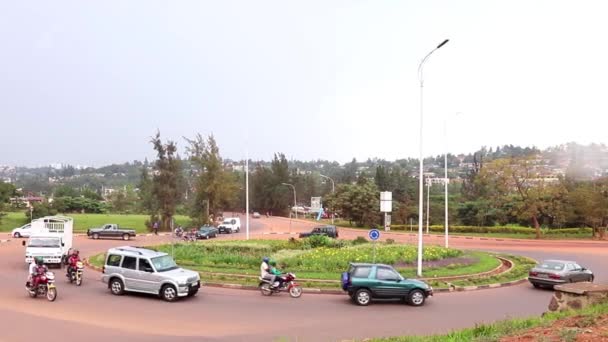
[196, 226, 218, 240]
[528, 259, 594, 289]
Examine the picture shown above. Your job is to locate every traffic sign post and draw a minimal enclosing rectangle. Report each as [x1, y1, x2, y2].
[380, 192, 392, 231]
[369, 229, 380, 263]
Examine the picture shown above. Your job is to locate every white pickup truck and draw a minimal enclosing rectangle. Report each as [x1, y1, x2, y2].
[22, 216, 73, 267]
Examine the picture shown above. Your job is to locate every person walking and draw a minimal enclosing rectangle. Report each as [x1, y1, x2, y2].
[153, 221, 159, 235]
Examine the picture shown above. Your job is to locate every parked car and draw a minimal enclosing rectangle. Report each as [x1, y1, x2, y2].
[196, 226, 218, 239]
[341, 263, 433, 306]
[528, 259, 594, 288]
[252, 212, 261, 218]
[299, 225, 339, 238]
[12, 223, 32, 238]
[218, 217, 241, 234]
[102, 246, 200, 302]
[87, 224, 136, 240]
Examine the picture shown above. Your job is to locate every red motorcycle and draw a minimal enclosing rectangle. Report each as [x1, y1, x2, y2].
[258, 272, 303, 298]
[26, 271, 57, 302]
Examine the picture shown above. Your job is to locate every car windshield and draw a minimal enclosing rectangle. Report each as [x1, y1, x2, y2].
[538, 261, 565, 271]
[222, 220, 232, 224]
[28, 238, 60, 248]
[151, 255, 179, 272]
[199, 228, 210, 233]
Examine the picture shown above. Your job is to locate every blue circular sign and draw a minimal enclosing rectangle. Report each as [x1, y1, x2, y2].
[368, 229, 380, 241]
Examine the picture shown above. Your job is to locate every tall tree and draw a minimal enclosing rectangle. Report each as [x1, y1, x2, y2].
[185, 134, 237, 225]
[150, 131, 183, 230]
[0, 181, 16, 223]
[137, 166, 155, 214]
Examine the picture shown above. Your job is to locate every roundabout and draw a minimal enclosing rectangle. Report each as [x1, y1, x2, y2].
[0, 216, 607, 341]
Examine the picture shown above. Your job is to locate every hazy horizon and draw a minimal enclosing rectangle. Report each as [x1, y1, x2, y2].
[2, 1, 608, 167]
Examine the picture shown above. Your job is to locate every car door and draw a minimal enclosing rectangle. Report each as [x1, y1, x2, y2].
[138, 258, 161, 293]
[120, 256, 140, 291]
[564, 263, 577, 282]
[374, 267, 405, 299]
[572, 263, 588, 282]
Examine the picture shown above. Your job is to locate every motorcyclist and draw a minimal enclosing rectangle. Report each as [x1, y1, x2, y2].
[29, 257, 47, 289]
[260, 257, 277, 288]
[66, 249, 81, 278]
[269, 260, 285, 288]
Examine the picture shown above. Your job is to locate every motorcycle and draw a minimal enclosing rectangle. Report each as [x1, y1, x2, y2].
[26, 271, 57, 302]
[174, 228, 184, 238]
[67, 261, 84, 286]
[258, 272, 302, 298]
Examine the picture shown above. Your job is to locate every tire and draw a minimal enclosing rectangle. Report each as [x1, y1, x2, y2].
[93, 233, 99, 240]
[76, 275, 82, 286]
[589, 276, 594, 282]
[260, 283, 273, 296]
[47, 287, 57, 302]
[532, 283, 541, 289]
[14, 232, 21, 238]
[161, 285, 178, 302]
[354, 289, 371, 306]
[289, 286, 303, 298]
[110, 278, 125, 296]
[407, 289, 426, 306]
[206, 236, 210, 240]
[122, 234, 130, 241]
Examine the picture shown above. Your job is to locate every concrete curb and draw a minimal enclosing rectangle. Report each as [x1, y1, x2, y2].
[0, 239, 10, 245]
[263, 232, 298, 235]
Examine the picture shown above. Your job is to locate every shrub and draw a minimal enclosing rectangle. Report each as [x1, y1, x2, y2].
[385, 238, 395, 245]
[352, 236, 368, 245]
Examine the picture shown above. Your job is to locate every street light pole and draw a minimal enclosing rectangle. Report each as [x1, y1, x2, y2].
[245, 153, 250, 240]
[417, 39, 449, 277]
[443, 112, 461, 248]
[426, 178, 430, 234]
[281, 183, 297, 220]
[319, 174, 335, 224]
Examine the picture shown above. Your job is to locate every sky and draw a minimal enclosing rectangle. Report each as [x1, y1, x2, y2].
[1, 1, 608, 167]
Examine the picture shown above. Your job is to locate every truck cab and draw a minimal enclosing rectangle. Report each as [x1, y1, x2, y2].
[23, 216, 73, 267]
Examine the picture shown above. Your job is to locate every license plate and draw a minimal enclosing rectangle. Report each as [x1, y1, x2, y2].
[538, 274, 547, 278]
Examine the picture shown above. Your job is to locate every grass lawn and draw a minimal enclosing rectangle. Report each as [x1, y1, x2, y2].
[0, 212, 191, 233]
[87, 239, 528, 290]
[367, 301, 608, 341]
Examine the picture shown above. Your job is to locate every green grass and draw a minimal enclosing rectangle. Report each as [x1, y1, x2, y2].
[365, 301, 608, 342]
[0, 212, 191, 233]
[87, 240, 525, 290]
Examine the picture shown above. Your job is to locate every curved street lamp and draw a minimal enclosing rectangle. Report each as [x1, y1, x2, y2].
[417, 39, 449, 277]
[281, 183, 297, 220]
[319, 174, 335, 224]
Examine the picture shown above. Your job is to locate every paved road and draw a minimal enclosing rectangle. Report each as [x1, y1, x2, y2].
[0, 216, 606, 342]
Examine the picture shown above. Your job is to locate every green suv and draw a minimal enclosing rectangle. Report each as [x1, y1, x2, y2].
[341, 263, 433, 306]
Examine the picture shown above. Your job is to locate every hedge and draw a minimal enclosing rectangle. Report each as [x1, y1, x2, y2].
[386, 225, 593, 235]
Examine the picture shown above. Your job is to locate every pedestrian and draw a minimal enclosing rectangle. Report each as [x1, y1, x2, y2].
[153, 221, 159, 235]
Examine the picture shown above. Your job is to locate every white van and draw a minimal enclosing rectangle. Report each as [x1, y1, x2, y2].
[218, 217, 241, 234]
[23, 216, 73, 266]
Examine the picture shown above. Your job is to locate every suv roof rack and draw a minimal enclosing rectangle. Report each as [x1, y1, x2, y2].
[114, 246, 144, 255]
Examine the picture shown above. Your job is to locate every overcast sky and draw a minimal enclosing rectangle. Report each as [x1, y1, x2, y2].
[1, 1, 608, 167]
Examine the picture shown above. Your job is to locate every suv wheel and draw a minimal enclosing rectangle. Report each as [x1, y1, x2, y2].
[355, 289, 371, 306]
[110, 278, 125, 296]
[122, 234, 130, 241]
[407, 289, 425, 306]
[161, 285, 178, 302]
[93, 233, 99, 240]
[14, 232, 21, 238]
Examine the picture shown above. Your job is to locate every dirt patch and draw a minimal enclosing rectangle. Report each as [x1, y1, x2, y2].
[393, 256, 478, 269]
[501, 315, 608, 341]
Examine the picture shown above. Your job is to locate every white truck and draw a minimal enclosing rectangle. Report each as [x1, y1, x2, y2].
[22, 216, 74, 267]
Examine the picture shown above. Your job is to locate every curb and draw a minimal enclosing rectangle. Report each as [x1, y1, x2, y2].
[263, 232, 298, 235]
[0, 239, 10, 244]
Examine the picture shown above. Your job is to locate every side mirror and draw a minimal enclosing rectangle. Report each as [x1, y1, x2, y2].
[581, 267, 587, 271]
[61, 243, 65, 247]
[22, 241, 26, 246]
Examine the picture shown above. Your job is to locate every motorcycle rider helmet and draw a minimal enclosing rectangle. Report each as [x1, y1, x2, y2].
[262, 257, 270, 264]
[35, 256, 44, 266]
[73, 249, 79, 256]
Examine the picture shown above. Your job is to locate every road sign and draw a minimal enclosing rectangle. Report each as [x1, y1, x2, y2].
[380, 191, 392, 212]
[369, 229, 380, 241]
[311, 197, 322, 211]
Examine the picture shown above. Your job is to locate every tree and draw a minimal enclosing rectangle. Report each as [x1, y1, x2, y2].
[150, 131, 183, 230]
[0, 181, 16, 223]
[137, 166, 155, 214]
[325, 179, 379, 226]
[478, 156, 567, 238]
[567, 179, 608, 239]
[185, 134, 237, 225]
[53, 185, 79, 198]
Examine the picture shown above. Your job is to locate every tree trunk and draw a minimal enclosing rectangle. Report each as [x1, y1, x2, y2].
[532, 216, 541, 239]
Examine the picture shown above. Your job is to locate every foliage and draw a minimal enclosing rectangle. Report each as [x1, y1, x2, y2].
[150, 131, 184, 230]
[324, 179, 380, 226]
[185, 134, 238, 226]
[0, 180, 16, 224]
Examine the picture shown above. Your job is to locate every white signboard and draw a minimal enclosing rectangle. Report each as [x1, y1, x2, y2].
[311, 197, 322, 211]
[380, 191, 392, 212]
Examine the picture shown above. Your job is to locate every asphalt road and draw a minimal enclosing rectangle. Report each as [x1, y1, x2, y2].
[0, 216, 606, 342]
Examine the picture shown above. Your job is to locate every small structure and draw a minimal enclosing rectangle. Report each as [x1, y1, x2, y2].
[548, 283, 608, 312]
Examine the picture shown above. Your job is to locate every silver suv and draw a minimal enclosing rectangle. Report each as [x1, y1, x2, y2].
[101, 246, 201, 302]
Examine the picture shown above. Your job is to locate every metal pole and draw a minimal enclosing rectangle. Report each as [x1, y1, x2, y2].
[246, 154, 250, 240]
[416, 39, 449, 277]
[426, 179, 430, 234]
[293, 187, 297, 221]
[444, 118, 449, 248]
